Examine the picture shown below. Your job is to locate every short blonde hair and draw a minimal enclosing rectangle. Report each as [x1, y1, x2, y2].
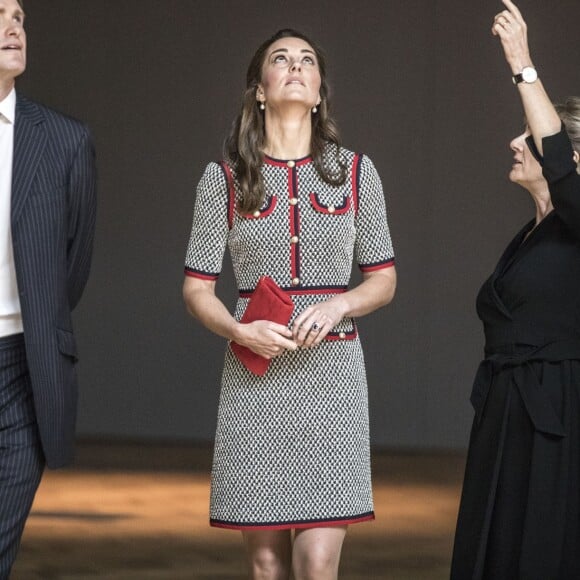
[555, 97, 580, 172]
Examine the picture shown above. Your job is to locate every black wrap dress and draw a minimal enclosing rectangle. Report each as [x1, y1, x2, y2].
[451, 126, 580, 580]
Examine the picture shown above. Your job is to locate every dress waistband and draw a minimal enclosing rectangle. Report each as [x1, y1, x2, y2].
[471, 337, 580, 438]
[239, 285, 348, 298]
[483, 337, 580, 364]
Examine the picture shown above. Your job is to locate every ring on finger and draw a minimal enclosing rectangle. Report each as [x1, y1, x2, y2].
[311, 322, 321, 332]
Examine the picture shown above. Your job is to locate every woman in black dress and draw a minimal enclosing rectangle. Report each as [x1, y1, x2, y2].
[451, 1, 580, 578]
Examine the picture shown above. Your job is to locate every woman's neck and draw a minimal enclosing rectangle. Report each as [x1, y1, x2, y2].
[263, 110, 312, 160]
[528, 185, 553, 225]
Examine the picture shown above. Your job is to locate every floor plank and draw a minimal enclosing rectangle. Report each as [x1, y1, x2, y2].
[11, 443, 465, 579]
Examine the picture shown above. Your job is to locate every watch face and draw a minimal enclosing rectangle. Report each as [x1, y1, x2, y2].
[522, 67, 538, 83]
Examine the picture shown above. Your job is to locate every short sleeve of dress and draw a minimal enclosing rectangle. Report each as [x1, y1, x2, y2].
[184, 162, 230, 280]
[354, 154, 395, 272]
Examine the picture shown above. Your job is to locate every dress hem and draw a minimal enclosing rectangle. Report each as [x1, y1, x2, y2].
[210, 512, 375, 531]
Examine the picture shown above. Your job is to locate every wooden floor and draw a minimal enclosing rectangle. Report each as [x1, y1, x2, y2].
[11, 442, 465, 580]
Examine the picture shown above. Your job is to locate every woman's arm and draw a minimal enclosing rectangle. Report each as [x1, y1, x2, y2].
[493, 0, 580, 232]
[492, 0, 561, 153]
[183, 162, 297, 358]
[293, 153, 396, 348]
[183, 276, 297, 359]
[291, 267, 396, 348]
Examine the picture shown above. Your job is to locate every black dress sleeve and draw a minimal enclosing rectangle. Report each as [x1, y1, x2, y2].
[536, 124, 580, 234]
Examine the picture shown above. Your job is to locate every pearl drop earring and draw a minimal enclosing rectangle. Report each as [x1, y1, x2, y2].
[260, 102, 265, 110]
[312, 105, 318, 114]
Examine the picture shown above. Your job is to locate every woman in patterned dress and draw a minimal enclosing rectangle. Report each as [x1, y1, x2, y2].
[183, 29, 396, 579]
[451, 2, 580, 578]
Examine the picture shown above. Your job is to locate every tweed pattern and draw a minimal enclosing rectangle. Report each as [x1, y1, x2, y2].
[185, 147, 394, 528]
[211, 339, 371, 527]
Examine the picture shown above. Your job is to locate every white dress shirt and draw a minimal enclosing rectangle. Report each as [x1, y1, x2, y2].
[0, 88, 23, 337]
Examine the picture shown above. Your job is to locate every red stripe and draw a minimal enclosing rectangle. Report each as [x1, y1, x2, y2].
[359, 259, 395, 272]
[184, 269, 219, 281]
[240, 196, 277, 219]
[210, 513, 374, 531]
[351, 153, 360, 216]
[289, 167, 299, 281]
[221, 161, 236, 230]
[325, 330, 357, 341]
[286, 287, 346, 296]
[264, 155, 312, 167]
[309, 192, 351, 215]
[239, 287, 347, 298]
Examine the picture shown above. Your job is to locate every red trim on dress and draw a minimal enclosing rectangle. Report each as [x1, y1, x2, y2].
[239, 286, 347, 299]
[288, 167, 300, 283]
[264, 154, 312, 167]
[326, 329, 357, 341]
[184, 268, 219, 281]
[220, 161, 236, 230]
[359, 258, 395, 272]
[351, 153, 361, 216]
[210, 512, 374, 531]
[240, 196, 277, 219]
[309, 192, 351, 215]
[285, 287, 346, 296]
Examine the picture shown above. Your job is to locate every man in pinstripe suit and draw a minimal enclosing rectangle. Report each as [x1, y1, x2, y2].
[0, 0, 96, 576]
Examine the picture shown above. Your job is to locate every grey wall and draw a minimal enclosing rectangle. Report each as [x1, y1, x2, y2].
[18, 0, 580, 448]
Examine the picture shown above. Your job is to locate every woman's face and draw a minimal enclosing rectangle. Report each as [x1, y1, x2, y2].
[256, 37, 321, 112]
[508, 129, 546, 191]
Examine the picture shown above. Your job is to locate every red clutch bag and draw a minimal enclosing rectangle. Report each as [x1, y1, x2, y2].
[230, 276, 294, 376]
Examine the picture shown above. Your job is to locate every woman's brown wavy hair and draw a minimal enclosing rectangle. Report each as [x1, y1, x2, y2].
[224, 29, 347, 213]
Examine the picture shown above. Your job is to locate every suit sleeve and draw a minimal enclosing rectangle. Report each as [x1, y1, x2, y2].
[539, 125, 580, 236]
[66, 127, 97, 310]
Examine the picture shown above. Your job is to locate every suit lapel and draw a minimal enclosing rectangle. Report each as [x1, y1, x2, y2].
[12, 94, 46, 225]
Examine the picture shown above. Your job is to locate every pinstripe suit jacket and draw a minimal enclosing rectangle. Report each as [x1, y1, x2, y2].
[11, 93, 97, 469]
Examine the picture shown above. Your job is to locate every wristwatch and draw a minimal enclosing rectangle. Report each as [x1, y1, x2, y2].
[512, 66, 538, 85]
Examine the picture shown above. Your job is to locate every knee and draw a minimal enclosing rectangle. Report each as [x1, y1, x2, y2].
[293, 545, 338, 579]
[249, 548, 290, 580]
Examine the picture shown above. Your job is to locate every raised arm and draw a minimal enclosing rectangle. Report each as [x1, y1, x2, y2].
[493, 0, 580, 233]
[492, 0, 561, 153]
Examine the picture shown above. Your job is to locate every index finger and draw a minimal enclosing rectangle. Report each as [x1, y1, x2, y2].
[268, 322, 293, 337]
[501, 0, 523, 20]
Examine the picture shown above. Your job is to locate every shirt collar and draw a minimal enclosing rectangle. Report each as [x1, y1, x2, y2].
[0, 88, 16, 124]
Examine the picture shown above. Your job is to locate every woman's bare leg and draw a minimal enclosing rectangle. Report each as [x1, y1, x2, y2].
[242, 529, 292, 580]
[292, 526, 348, 580]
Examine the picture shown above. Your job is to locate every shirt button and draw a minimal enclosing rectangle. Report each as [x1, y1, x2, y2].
[327, 205, 336, 214]
[289, 198, 298, 206]
[287, 160, 295, 168]
[339, 332, 346, 339]
[290, 236, 299, 244]
[253, 210, 261, 218]
[291, 277, 300, 286]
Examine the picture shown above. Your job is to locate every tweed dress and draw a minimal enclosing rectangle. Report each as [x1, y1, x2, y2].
[185, 147, 394, 530]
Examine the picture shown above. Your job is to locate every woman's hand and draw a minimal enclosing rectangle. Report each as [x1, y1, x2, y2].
[234, 320, 297, 359]
[291, 268, 396, 349]
[183, 276, 297, 358]
[492, 0, 532, 74]
[291, 298, 347, 349]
